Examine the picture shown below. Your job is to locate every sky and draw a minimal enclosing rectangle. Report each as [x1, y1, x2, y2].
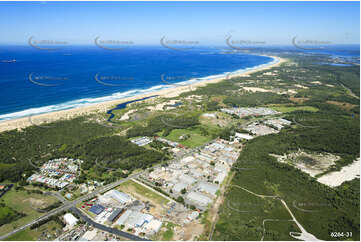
[0, 1, 359, 46]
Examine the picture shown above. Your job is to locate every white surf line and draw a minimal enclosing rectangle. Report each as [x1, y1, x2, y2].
[228, 184, 322, 241]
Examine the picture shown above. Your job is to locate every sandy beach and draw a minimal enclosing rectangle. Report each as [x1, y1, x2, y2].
[0, 56, 286, 133]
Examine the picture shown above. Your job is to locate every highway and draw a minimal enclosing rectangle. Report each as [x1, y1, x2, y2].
[0, 142, 209, 241]
[0, 146, 198, 241]
[0, 170, 148, 240]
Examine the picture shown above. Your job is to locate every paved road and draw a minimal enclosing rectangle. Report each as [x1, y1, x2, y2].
[0, 146, 199, 241]
[0, 141, 217, 241]
[69, 207, 148, 241]
[0, 170, 149, 240]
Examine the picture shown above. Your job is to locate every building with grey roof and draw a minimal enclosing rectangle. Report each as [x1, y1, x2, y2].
[107, 208, 123, 222]
[173, 182, 188, 193]
[197, 182, 219, 196]
[179, 174, 196, 185]
[186, 191, 212, 207]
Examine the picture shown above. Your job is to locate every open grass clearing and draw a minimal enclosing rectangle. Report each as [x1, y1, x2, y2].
[6, 220, 62, 241]
[163, 127, 213, 148]
[269, 106, 319, 113]
[0, 189, 58, 235]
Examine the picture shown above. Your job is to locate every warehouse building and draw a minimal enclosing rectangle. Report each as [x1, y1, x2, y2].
[63, 213, 78, 227]
[197, 182, 219, 196]
[107, 208, 123, 223]
[186, 191, 212, 207]
[173, 182, 188, 193]
[89, 204, 105, 215]
[116, 210, 154, 229]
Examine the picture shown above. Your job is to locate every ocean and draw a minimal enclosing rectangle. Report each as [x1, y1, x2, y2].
[0, 46, 275, 121]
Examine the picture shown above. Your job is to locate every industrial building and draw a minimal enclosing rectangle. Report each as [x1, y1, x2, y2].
[99, 189, 132, 205]
[186, 191, 212, 207]
[107, 208, 123, 223]
[89, 204, 105, 215]
[131, 136, 152, 146]
[173, 182, 188, 193]
[63, 213, 79, 227]
[116, 210, 154, 229]
[196, 182, 219, 196]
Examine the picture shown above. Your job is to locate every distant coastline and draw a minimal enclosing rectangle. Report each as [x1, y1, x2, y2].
[0, 55, 286, 133]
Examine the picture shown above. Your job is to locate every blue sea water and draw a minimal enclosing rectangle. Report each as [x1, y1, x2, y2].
[0, 46, 275, 121]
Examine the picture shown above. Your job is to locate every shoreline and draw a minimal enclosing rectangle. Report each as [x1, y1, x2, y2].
[0, 55, 286, 133]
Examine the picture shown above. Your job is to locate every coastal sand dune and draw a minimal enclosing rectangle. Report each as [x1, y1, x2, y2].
[317, 158, 360, 187]
[0, 56, 286, 133]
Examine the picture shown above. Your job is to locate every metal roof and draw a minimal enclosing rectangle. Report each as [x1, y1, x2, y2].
[89, 204, 105, 215]
[107, 208, 123, 222]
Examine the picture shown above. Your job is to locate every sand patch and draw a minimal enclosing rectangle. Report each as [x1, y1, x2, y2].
[326, 101, 357, 110]
[317, 158, 360, 187]
[242, 87, 273, 93]
[25, 197, 47, 209]
[271, 150, 340, 177]
[147, 99, 181, 111]
[182, 222, 204, 240]
[294, 84, 309, 89]
[119, 109, 136, 120]
[287, 89, 297, 94]
[289, 97, 310, 104]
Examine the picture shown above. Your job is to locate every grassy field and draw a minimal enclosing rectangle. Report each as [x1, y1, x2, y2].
[162, 222, 176, 240]
[6, 220, 62, 241]
[163, 127, 213, 148]
[0, 189, 58, 235]
[117, 180, 169, 205]
[269, 105, 319, 113]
